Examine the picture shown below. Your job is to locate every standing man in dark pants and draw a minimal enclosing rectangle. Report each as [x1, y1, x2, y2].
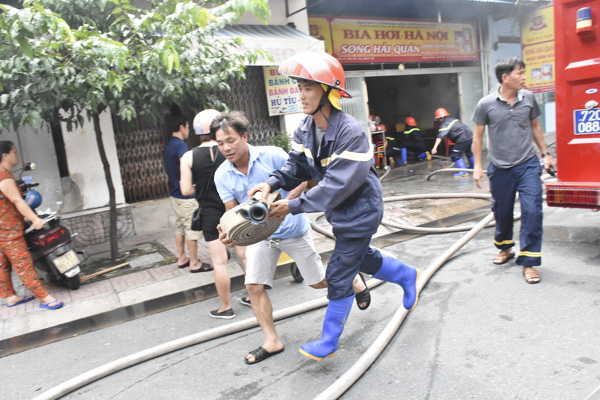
[431, 108, 474, 177]
[472, 56, 555, 284]
[250, 51, 420, 361]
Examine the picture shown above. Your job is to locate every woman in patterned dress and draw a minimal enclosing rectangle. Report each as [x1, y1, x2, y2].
[0, 141, 63, 310]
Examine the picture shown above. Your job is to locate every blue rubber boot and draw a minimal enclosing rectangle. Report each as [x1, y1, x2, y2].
[398, 148, 408, 166]
[468, 156, 475, 169]
[373, 251, 420, 310]
[418, 151, 432, 161]
[453, 158, 469, 177]
[300, 295, 355, 360]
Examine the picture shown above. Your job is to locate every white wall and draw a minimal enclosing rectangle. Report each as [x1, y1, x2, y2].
[0, 123, 63, 215]
[238, 0, 309, 33]
[487, 16, 523, 94]
[61, 109, 126, 210]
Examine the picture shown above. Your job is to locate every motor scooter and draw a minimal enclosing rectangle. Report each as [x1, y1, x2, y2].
[17, 162, 86, 290]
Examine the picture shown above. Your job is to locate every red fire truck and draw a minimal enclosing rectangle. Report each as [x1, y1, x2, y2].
[545, 0, 600, 209]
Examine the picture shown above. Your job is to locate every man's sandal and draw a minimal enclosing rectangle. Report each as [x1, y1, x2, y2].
[245, 346, 284, 365]
[493, 250, 515, 265]
[355, 273, 371, 310]
[523, 267, 541, 284]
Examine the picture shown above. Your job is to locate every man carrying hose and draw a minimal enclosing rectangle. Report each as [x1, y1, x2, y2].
[213, 111, 369, 364]
[249, 51, 420, 361]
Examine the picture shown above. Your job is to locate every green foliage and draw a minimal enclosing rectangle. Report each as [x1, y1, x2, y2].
[269, 132, 291, 153]
[0, 0, 272, 130]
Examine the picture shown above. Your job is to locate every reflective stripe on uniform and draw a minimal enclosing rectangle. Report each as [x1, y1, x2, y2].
[494, 239, 515, 246]
[439, 119, 459, 132]
[331, 145, 374, 162]
[292, 141, 304, 152]
[519, 251, 541, 258]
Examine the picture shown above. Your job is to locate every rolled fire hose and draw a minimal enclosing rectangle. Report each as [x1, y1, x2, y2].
[219, 191, 282, 246]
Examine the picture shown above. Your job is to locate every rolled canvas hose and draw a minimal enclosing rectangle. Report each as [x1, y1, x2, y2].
[219, 191, 282, 246]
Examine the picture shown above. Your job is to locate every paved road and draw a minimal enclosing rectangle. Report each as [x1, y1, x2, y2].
[4, 202, 599, 400]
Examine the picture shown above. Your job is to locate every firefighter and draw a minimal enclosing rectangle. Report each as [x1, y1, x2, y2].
[249, 51, 420, 361]
[431, 108, 474, 177]
[402, 117, 431, 163]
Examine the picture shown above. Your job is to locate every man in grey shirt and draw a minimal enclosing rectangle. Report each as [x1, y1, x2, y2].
[472, 56, 555, 284]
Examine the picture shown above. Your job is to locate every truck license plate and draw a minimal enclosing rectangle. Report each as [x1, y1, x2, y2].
[54, 250, 80, 273]
[574, 109, 600, 135]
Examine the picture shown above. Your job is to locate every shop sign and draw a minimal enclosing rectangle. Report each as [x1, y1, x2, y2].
[308, 16, 478, 63]
[521, 5, 555, 93]
[263, 66, 302, 116]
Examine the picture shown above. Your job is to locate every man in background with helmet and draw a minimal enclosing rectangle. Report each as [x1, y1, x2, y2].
[431, 107, 474, 177]
[401, 116, 431, 163]
[163, 113, 203, 271]
[249, 51, 420, 362]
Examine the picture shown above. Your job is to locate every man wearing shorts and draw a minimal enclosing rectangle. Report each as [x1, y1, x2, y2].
[214, 111, 368, 364]
[163, 113, 202, 271]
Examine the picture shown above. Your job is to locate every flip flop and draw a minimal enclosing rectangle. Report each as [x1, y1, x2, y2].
[245, 346, 284, 365]
[190, 263, 213, 273]
[39, 300, 64, 310]
[523, 267, 541, 284]
[7, 295, 35, 308]
[493, 250, 515, 265]
[355, 273, 371, 310]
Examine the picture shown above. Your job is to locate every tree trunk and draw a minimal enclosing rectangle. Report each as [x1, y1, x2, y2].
[92, 112, 119, 260]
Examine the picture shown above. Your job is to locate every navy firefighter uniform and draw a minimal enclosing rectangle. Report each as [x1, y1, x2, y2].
[433, 108, 474, 177]
[263, 51, 420, 362]
[402, 117, 431, 161]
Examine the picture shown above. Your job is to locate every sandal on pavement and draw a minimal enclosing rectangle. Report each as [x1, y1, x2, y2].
[177, 261, 190, 269]
[355, 273, 371, 311]
[523, 267, 541, 284]
[190, 263, 213, 273]
[39, 300, 64, 310]
[245, 346, 284, 365]
[493, 250, 515, 265]
[7, 295, 35, 308]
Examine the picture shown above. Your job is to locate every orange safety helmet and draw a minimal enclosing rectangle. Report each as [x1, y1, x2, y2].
[278, 51, 351, 98]
[405, 117, 417, 126]
[434, 108, 450, 120]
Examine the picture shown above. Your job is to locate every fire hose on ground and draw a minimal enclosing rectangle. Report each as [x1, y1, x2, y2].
[32, 168, 555, 400]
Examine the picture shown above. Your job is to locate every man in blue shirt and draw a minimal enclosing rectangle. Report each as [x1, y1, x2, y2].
[214, 111, 368, 365]
[163, 113, 202, 271]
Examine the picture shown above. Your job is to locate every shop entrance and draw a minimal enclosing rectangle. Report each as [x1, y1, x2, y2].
[365, 73, 460, 155]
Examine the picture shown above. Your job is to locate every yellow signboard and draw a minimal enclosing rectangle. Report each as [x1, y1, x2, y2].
[263, 66, 302, 117]
[522, 41, 555, 92]
[309, 16, 478, 63]
[521, 5, 555, 93]
[521, 6, 554, 46]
